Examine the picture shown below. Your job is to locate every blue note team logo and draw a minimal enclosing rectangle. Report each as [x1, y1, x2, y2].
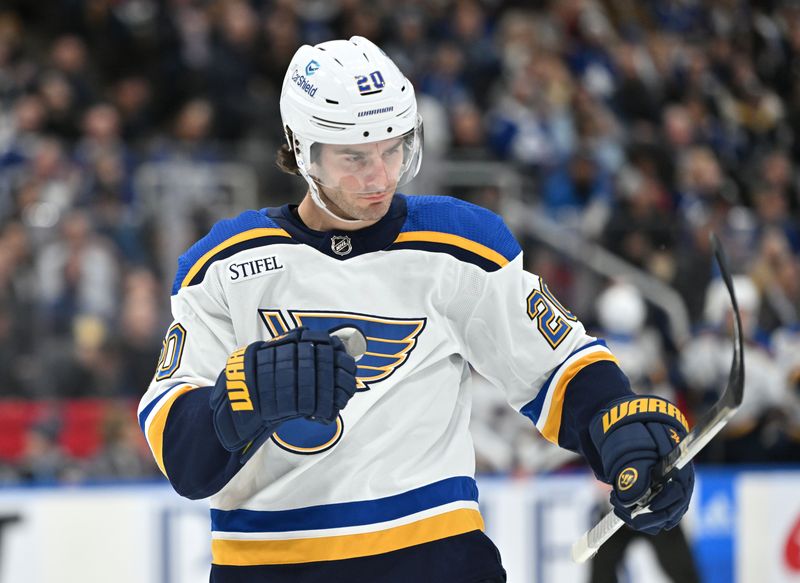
[305, 60, 320, 76]
[259, 309, 426, 454]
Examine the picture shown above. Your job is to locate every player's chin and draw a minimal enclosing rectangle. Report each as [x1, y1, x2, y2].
[356, 207, 390, 222]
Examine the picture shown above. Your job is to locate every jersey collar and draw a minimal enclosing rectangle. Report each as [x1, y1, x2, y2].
[266, 194, 408, 260]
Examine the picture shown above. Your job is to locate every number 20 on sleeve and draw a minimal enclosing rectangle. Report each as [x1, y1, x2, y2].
[526, 289, 572, 349]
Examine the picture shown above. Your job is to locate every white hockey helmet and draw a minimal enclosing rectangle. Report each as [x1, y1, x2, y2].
[704, 275, 759, 336]
[279, 36, 422, 215]
[596, 282, 646, 335]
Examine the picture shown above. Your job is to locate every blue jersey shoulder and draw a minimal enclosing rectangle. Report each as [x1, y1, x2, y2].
[172, 209, 292, 295]
[395, 195, 521, 270]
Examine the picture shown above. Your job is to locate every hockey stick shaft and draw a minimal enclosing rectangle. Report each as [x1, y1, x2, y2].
[572, 234, 745, 563]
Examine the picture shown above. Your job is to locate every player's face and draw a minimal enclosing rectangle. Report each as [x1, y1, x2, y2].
[314, 137, 405, 222]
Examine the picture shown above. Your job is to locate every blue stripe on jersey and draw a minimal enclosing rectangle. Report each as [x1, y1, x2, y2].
[210, 476, 478, 533]
[520, 339, 608, 425]
[400, 196, 521, 262]
[171, 210, 295, 295]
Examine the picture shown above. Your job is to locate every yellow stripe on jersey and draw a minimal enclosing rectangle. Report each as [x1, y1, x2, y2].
[211, 507, 484, 566]
[180, 228, 292, 289]
[147, 385, 197, 477]
[541, 351, 619, 445]
[393, 231, 510, 268]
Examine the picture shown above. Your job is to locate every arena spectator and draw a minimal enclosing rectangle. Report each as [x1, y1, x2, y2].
[594, 281, 675, 402]
[680, 276, 787, 463]
[36, 210, 119, 335]
[541, 146, 612, 238]
[17, 413, 80, 483]
[86, 403, 159, 479]
[115, 268, 163, 397]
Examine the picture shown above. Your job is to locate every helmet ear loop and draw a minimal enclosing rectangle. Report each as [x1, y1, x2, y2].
[395, 120, 423, 183]
[291, 133, 328, 211]
[410, 116, 424, 178]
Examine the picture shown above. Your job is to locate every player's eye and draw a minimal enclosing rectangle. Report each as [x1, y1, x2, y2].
[383, 146, 401, 158]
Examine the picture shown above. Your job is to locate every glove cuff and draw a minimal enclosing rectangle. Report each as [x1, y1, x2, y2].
[210, 343, 266, 452]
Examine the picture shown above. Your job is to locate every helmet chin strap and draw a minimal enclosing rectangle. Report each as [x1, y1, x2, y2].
[307, 179, 369, 226]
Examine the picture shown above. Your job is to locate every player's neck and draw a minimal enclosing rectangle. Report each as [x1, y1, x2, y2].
[297, 195, 379, 232]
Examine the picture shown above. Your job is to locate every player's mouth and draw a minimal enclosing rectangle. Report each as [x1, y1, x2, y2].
[360, 192, 391, 202]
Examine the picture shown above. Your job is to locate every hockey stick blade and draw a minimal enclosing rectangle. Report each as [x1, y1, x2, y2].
[572, 233, 745, 563]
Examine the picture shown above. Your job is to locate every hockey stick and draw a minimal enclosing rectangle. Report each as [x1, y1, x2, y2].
[571, 233, 745, 563]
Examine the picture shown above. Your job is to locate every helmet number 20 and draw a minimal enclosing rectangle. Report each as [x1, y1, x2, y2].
[356, 71, 386, 95]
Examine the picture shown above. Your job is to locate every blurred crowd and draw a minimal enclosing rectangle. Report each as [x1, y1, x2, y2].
[1, 0, 800, 482]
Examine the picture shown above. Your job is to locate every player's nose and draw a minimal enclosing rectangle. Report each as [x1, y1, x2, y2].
[361, 157, 391, 191]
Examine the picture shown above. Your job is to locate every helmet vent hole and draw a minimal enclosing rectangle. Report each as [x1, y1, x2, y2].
[401, 85, 406, 92]
[333, 58, 343, 67]
[387, 127, 393, 133]
[326, 99, 339, 104]
[363, 131, 370, 137]
[363, 52, 369, 62]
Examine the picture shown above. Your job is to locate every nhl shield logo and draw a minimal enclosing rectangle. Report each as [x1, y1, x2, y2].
[331, 235, 352, 256]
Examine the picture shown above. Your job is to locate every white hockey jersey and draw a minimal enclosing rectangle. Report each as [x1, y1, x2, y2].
[137, 194, 626, 570]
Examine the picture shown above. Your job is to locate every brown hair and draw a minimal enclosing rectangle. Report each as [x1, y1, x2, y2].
[276, 127, 301, 175]
[276, 127, 323, 176]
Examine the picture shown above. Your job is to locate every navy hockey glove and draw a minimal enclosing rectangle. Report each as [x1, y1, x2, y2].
[210, 327, 357, 457]
[589, 396, 694, 535]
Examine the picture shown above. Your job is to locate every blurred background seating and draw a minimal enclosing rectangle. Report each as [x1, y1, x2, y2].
[1, 0, 799, 482]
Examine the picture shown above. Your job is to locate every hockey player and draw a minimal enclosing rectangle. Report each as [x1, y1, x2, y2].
[138, 37, 695, 582]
